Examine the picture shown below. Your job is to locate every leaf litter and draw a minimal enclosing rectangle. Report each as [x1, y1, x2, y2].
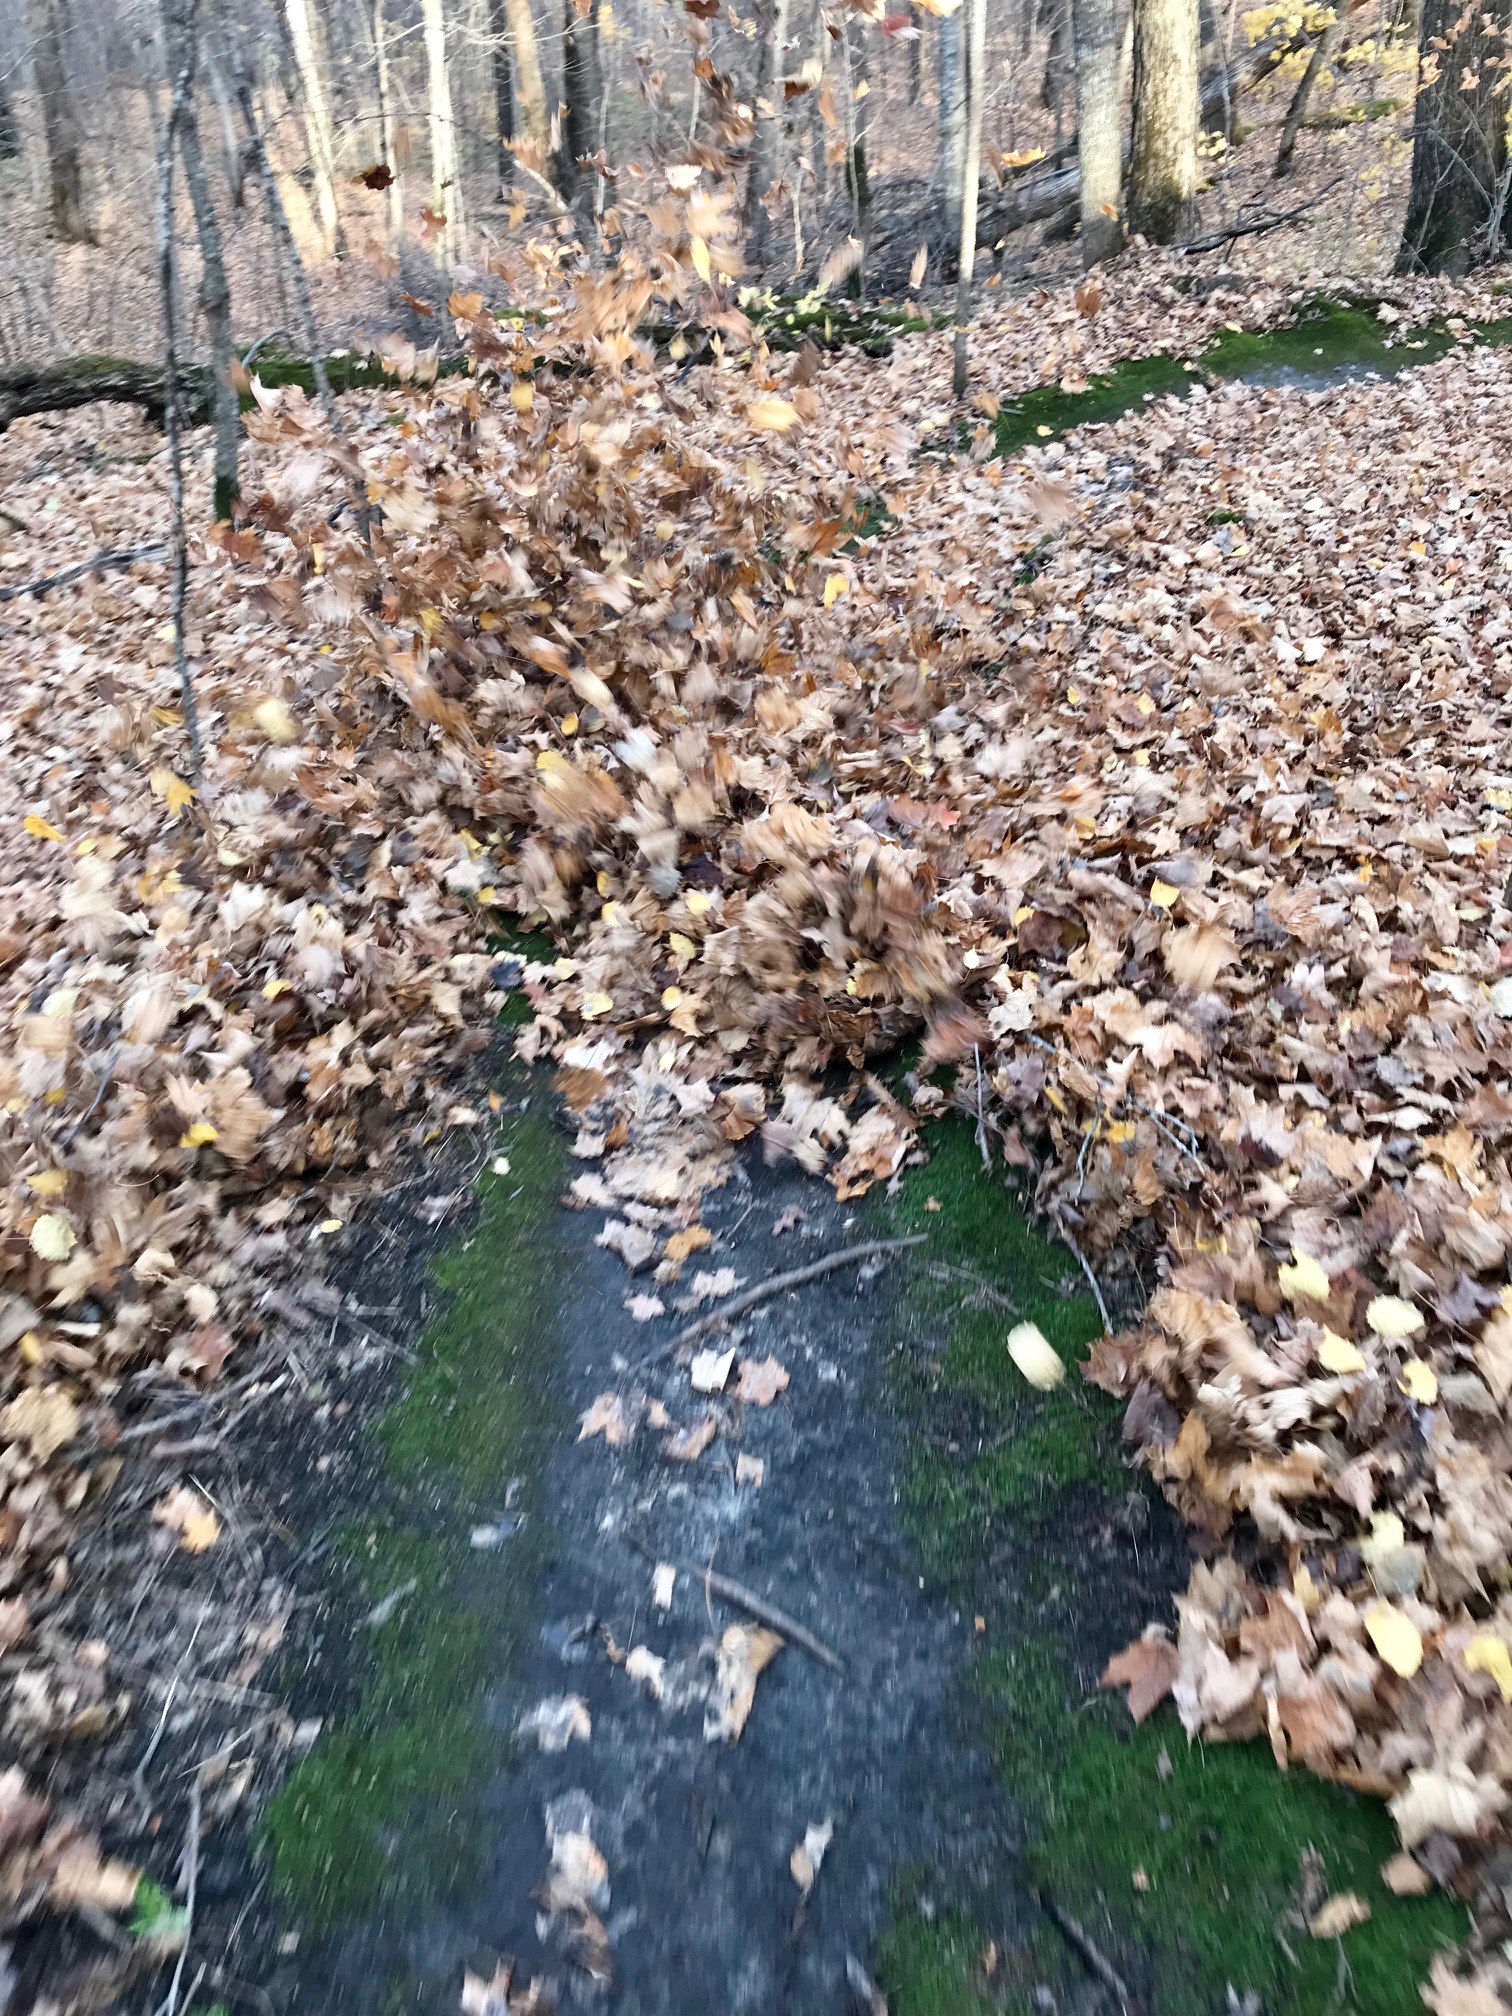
[9, 179, 1512, 1993]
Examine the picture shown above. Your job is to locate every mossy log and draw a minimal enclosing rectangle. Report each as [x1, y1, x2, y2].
[0, 357, 213, 432]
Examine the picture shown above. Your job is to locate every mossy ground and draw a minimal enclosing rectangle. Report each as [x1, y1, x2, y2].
[990, 299, 1512, 458]
[873, 1120, 1465, 2014]
[263, 1091, 564, 1932]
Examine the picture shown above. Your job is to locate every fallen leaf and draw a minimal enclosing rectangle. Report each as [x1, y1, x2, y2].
[1101, 1631, 1178, 1723]
[152, 1484, 220, 1552]
[1380, 1852, 1432, 1896]
[0, 1385, 79, 1462]
[1464, 1633, 1512, 1702]
[705, 1623, 783, 1742]
[1309, 1891, 1370, 1938]
[662, 1414, 717, 1461]
[690, 1346, 736, 1394]
[578, 1392, 638, 1446]
[1278, 1251, 1330, 1303]
[737, 1355, 789, 1405]
[1364, 1599, 1423, 1677]
[790, 1816, 834, 1894]
[1366, 1295, 1425, 1339]
[518, 1694, 592, 1751]
[1007, 1321, 1064, 1391]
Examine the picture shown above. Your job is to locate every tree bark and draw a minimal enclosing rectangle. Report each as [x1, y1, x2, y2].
[26, 0, 91, 241]
[422, 0, 464, 260]
[937, 8, 967, 246]
[843, 15, 871, 292]
[561, 0, 604, 207]
[745, 0, 791, 266]
[1073, 0, 1124, 263]
[0, 65, 21, 158]
[1128, 0, 1199, 241]
[1273, 14, 1335, 177]
[487, 0, 516, 189]
[372, 0, 405, 250]
[161, 0, 240, 522]
[504, 0, 549, 150]
[952, 0, 987, 395]
[283, 0, 342, 256]
[1397, 0, 1511, 271]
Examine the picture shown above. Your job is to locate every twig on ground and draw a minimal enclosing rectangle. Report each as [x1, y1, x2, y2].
[1178, 180, 1340, 254]
[973, 1043, 991, 1171]
[1054, 1213, 1113, 1336]
[58, 1043, 121, 1147]
[646, 1235, 927, 1363]
[626, 1532, 845, 1670]
[155, 1773, 202, 2016]
[0, 546, 168, 604]
[1041, 1896, 1136, 2011]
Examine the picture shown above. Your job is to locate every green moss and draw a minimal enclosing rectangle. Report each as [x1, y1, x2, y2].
[990, 300, 1512, 458]
[874, 1118, 1468, 2014]
[264, 1097, 564, 1930]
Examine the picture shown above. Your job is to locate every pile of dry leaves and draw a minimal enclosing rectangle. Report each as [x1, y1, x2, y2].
[8, 165, 1512, 1998]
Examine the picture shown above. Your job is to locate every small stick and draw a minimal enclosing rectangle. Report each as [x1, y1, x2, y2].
[1055, 1214, 1112, 1336]
[698, 1562, 845, 1671]
[973, 1044, 991, 1172]
[155, 1774, 202, 2016]
[0, 546, 168, 604]
[1041, 1897, 1135, 2011]
[649, 1235, 926, 1362]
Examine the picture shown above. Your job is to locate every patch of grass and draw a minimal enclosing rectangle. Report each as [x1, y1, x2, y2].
[264, 1095, 564, 1931]
[874, 1118, 1467, 2015]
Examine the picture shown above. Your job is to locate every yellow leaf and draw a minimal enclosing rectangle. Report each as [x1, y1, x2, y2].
[662, 986, 685, 1008]
[1279, 1251, 1331, 1303]
[319, 1217, 343, 1234]
[510, 379, 535, 412]
[25, 1171, 68, 1198]
[262, 977, 291, 998]
[24, 812, 64, 842]
[581, 991, 614, 1019]
[1364, 1600, 1423, 1678]
[179, 1122, 219, 1149]
[252, 696, 298, 743]
[1148, 878, 1180, 910]
[28, 1214, 75, 1262]
[1317, 1330, 1365, 1374]
[824, 573, 849, 609]
[748, 395, 801, 432]
[596, 870, 612, 897]
[1007, 1321, 1065, 1390]
[1464, 1633, 1512, 1703]
[1366, 1294, 1425, 1339]
[150, 767, 195, 817]
[686, 891, 713, 916]
[536, 749, 567, 771]
[668, 932, 696, 959]
[1002, 145, 1047, 169]
[561, 712, 578, 735]
[690, 234, 712, 283]
[1399, 1358, 1438, 1404]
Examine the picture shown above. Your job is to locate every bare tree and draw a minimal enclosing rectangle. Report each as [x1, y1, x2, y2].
[745, 0, 791, 267]
[952, 0, 986, 394]
[842, 15, 871, 289]
[504, 0, 549, 152]
[422, 0, 463, 261]
[1397, 0, 1512, 269]
[372, 0, 405, 249]
[487, 0, 515, 190]
[1072, 0, 1124, 262]
[0, 67, 21, 157]
[561, 0, 604, 208]
[283, 0, 343, 255]
[26, 0, 91, 241]
[1128, 0, 1198, 241]
[1273, 10, 1336, 177]
[937, 7, 967, 247]
[161, 0, 239, 521]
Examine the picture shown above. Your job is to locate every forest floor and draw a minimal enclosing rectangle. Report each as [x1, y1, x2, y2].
[8, 224, 1512, 2016]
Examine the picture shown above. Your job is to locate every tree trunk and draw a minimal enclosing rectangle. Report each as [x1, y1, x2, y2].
[160, 0, 240, 522]
[1397, 0, 1511, 271]
[372, 0, 405, 249]
[0, 66, 21, 158]
[421, 0, 464, 261]
[937, 8, 966, 246]
[561, 0, 603, 207]
[843, 16, 872, 294]
[505, 0, 549, 150]
[952, 0, 987, 395]
[1128, 0, 1198, 241]
[1073, 0, 1124, 263]
[283, 0, 342, 256]
[1273, 15, 1334, 177]
[26, 0, 91, 241]
[745, 0, 791, 267]
[487, 0, 516, 189]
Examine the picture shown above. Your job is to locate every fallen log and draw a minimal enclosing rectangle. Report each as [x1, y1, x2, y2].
[0, 358, 211, 433]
